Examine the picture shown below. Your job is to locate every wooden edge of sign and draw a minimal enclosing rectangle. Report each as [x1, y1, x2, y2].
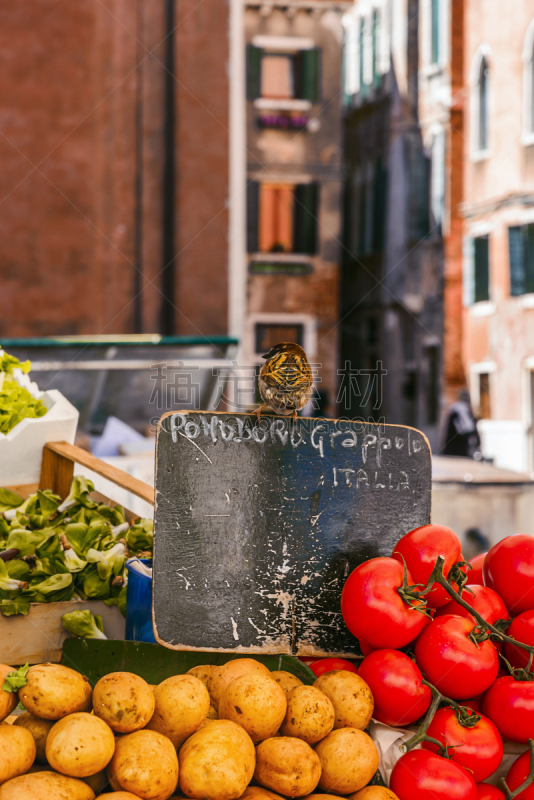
[40, 441, 155, 506]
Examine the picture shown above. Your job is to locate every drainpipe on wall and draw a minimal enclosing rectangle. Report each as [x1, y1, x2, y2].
[160, 0, 176, 335]
[228, 0, 247, 384]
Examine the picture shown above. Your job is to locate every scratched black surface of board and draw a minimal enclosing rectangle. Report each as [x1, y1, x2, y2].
[153, 411, 431, 656]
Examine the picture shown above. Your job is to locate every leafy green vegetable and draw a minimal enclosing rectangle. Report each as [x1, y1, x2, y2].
[0, 476, 151, 617]
[0, 379, 47, 434]
[126, 519, 154, 553]
[57, 476, 97, 512]
[62, 609, 107, 640]
[0, 488, 24, 514]
[2, 663, 29, 692]
[0, 352, 31, 376]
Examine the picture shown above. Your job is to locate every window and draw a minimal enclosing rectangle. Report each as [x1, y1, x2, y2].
[372, 10, 382, 88]
[473, 235, 490, 302]
[261, 55, 294, 100]
[431, 0, 440, 64]
[478, 57, 489, 151]
[478, 373, 491, 419]
[509, 224, 534, 295]
[255, 323, 304, 355]
[359, 18, 369, 97]
[247, 182, 319, 255]
[522, 20, 534, 139]
[430, 129, 446, 227]
[247, 46, 320, 102]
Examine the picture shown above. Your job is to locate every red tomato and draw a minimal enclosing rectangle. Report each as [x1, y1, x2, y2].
[483, 675, 534, 742]
[476, 785, 505, 800]
[390, 750, 477, 800]
[503, 609, 534, 669]
[359, 639, 378, 656]
[435, 585, 509, 627]
[422, 707, 503, 783]
[467, 553, 487, 586]
[392, 524, 462, 608]
[357, 649, 431, 726]
[309, 658, 358, 677]
[341, 557, 429, 649]
[414, 615, 499, 699]
[483, 535, 534, 615]
[461, 695, 485, 714]
[506, 750, 534, 798]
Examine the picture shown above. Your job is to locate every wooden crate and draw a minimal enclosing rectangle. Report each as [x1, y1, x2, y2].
[1, 441, 155, 664]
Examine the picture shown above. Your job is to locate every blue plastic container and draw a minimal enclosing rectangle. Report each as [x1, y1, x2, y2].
[125, 558, 156, 643]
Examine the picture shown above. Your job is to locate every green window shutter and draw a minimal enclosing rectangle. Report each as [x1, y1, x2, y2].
[294, 183, 319, 254]
[372, 10, 381, 88]
[246, 181, 259, 253]
[431, 0, 440, 64]
[508, 226, 525, 296]
[359, 20, 369, 97]
[526, 223, 534, 294]
[463, 237, 475, 306]
[474, 235, 490, 302]
[299, 48, 320, 101]
[246, 46, 262, 100]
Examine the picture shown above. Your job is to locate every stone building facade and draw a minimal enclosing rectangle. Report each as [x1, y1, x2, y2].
[241, 0, 350, 415]
[462, 0, 534, 473]
[340, 0, 445, 450]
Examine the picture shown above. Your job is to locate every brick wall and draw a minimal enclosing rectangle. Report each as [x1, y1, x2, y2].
[0, 0, 230, 339]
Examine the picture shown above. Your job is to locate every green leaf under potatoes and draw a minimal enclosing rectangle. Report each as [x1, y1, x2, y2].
[2, 663, 29, 693]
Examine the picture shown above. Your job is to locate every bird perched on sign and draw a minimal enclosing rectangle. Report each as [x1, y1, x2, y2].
[256, 342, 313, 420]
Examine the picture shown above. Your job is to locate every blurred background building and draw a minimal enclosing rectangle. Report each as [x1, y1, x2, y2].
[2, 0, 534, 480]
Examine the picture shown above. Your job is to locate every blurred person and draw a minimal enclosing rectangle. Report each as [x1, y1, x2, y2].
[442, 390, 481, 458]
[463, 527, 490, 561]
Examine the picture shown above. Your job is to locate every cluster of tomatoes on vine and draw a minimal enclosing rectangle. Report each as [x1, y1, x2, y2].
[307, 527, 534, 800]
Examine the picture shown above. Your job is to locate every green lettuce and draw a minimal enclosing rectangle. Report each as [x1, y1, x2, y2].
[62, 609, 107, 640]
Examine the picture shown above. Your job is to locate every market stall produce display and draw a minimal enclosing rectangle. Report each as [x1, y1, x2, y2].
[0, 476, 153, 618]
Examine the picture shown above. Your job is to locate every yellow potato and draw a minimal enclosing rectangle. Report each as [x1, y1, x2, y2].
[208, 659, 271, 710]
[270, 671, 303, 695]
[82, 769, 108, 794]
[13, 713, 54, 763]
[254, 737, 321, 798]
[19, 663, 92, 720]
[302, 796, 345, 800]
[313, 672, 374, 730]
[0, 724, 36, 784]
[108, 729, 179, 800]
[349, 789, 400, 800]
[187, 665, 214, 687]
[0, 771, 94, 799]
[219, 673, 287, 742]
[46, 712, 115, 777]
[280, 685, 335, 744]
[92, 672, 155, 733]
[146, 674, 210, 748]
[239, 787, 285, 800]
[315, 728, 379, 795]
[0, 666, 18, 723]
[179, 719, 255, 800]
[99, 794, 141, 799]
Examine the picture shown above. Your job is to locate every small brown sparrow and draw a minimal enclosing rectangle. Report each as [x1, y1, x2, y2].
[256, 342, 313, 420]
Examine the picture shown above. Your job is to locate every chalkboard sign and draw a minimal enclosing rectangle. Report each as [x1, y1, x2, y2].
[153, 412, 431, 656]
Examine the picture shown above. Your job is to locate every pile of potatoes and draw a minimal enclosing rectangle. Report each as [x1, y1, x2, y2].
[0, 657, 398, 800]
